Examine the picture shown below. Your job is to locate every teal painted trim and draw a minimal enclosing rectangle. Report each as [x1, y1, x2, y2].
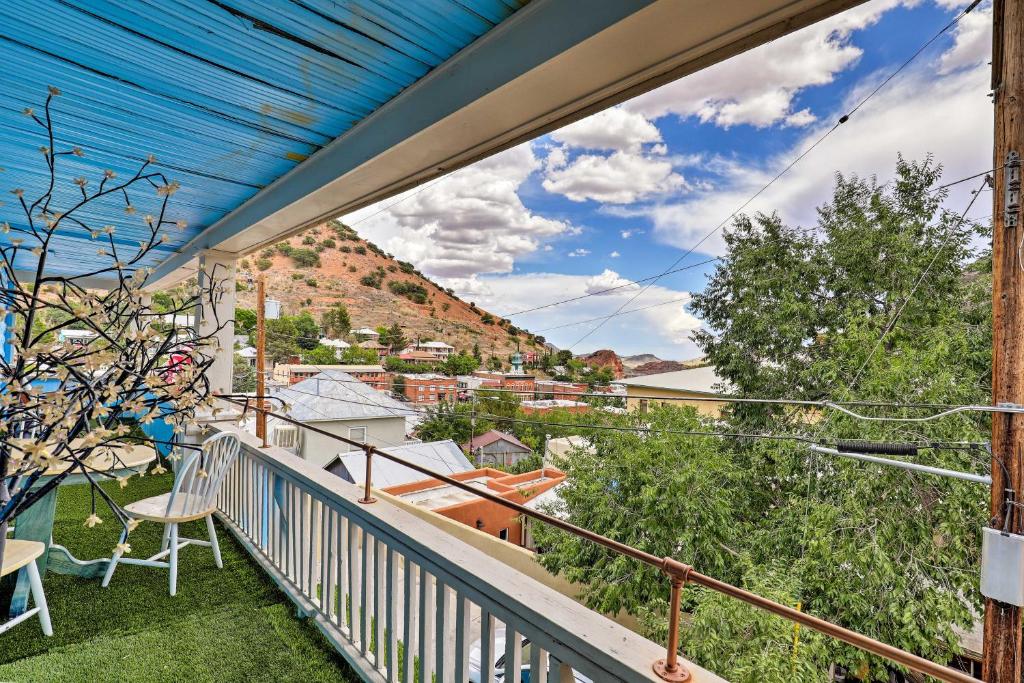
[150, 0, 655, 283]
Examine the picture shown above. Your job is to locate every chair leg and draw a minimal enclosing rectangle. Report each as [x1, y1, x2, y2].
[160, 523, 171, 552]
[206, 515, 223, 569]
[168, 523, 179, 597]
[101, 528, 128, 588]
[26, 559, 52, 637]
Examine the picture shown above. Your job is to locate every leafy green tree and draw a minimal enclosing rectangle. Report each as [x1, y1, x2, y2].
[232, 354, 256, 392]
[293, 311, 320, 350]
[379, 323, 406, 352]
[587, 366, 615, 387]
[487, 356, 503, 371]
[234, 307, 257, 336]
[339, 345, 379, 364]
[264, 317, 300, 364]
[535, 158, 992, 681]
[391, 374, 407, 399]
[443, 351, 479, 376]
[472, 342, 482, 362]
[321, 303, 352, 338]
[415, 401, 488, 445]
[303, 343, 340, 365]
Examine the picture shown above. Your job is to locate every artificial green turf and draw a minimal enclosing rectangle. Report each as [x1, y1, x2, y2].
[0, 474, 359, 682]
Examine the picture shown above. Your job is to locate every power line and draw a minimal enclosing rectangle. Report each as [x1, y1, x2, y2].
[561, 1, 984, 351]
[533, 296, 691, 332]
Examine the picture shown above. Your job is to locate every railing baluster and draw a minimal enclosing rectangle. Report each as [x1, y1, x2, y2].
[504, 624, 522, 683]
[530, 645, 545, 683]
[335, 508, 345, 628]
[481, 608, 495, 683]
[453, 593, 470, 683]
[402, 560, 416, 683]
[548, 654, 571, 683]
[374, 538, 385, 668]
[320, 505, 331, 615]
[361, 529, 371, 655]
[349, 520, 360, 642]
[386, 546, 398, 682]
[435, 579, 450, 683]
[418, 569, 434, 683]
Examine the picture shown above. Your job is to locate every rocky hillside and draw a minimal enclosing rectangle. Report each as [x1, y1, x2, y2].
[579, 349, 625, 379]
[626, 356, 707, 377]
[235, 221, 542, 362]
[621, 353, 661, 370]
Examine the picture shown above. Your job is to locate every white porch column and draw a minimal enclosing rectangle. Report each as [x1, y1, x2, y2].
[195, 250, 236, 396]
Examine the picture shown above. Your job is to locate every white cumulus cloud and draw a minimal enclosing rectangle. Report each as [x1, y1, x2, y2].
[344, 143, 571, 278]
[542, 149, 687, 204]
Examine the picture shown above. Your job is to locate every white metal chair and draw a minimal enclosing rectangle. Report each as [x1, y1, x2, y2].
[0, 540, 52, 637]
[101, 432, 240, 596]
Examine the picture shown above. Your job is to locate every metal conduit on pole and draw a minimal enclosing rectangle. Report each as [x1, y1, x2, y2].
[809, 445, 992, 484]
[214, 395, 981, 683]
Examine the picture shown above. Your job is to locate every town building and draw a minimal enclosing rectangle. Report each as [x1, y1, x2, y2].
[396, 373, 457, 404]
[520, 399, 590, 415]
[319, 337, 350, 360]
[271, 364, 391, 389]
[614, 366, 730, 418]
[254, 370, 412, 466]
[534, 379, 588, 400]
[352, 327, 379, 341]
[472, 370, 535, 398]
[324, 439, 473, 488]
[406, 340, 455, 361]
[463, 429, 533, 467]
[398, 349, 439, 363]
[357, 339, 390, 358]
[381, 467, 566, 545]
[236, 346, 258, 368]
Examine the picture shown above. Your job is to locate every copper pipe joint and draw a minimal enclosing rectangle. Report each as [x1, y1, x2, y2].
[655, 557, 692, 681]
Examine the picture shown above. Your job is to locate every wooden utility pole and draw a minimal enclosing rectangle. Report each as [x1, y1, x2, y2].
[985, 0, 1023, 679]
[255, 274, 267, 445]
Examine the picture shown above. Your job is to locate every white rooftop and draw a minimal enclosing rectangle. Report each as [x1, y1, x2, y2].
[320, 338, 351, 349]
[326, 439, 473, 490]
[269, 370, 414, 423]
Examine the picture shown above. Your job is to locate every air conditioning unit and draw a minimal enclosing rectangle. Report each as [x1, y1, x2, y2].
[272, 425, 299, 450]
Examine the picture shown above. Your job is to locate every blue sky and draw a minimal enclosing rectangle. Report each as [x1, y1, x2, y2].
[347, 0, 993, 360]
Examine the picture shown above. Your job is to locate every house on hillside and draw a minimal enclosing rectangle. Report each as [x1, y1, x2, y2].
[398, 349, 438, 363]
[324, 440, 473, 488]
[272, 364, 390, 389]
[614, 366, 730, 418]
[463, 430, 533, 467]
[408, 340, 455, 361]
[352, 327, 379, 341]
[320, 337, 350, 359]
[255, 370, 412, 467]
[358, 339, 391, 358]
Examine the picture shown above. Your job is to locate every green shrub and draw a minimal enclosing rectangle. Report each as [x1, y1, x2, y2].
[302, 236, 316, 246]
[321, 238, 336, 248]
[340, 245, 352, 253]
[387, 280, 428, 304]
[256, 258, 272, 271]
[290, 248, 320, 268]
[387, 264, 397, 273]
[348, 265, 357, 273]
[260, 248, 275, 259]
[354, 245, 367, 255]
[276, 243, 294, 256]
[397, 261, 416, 274]
[306, 278, 318, 288]
[291, 273, 303, 281]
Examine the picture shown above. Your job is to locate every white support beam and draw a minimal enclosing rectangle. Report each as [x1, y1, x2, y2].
[195, 250, 236, 396]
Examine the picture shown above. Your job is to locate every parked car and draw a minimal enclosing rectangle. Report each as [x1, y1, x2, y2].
[468, 627, 592, 683]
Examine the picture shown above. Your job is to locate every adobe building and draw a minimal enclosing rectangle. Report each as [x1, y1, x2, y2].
[380, 467, 565, 546]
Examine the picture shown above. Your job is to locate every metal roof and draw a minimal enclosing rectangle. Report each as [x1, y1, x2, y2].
[0, 0, 527, 279]
[326, 439, 473, 488]
[271, 369, 413, 423]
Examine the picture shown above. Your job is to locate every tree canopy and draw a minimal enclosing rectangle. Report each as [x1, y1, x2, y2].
[534, 158, 992, 682]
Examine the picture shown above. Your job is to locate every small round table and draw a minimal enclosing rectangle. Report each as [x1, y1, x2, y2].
[5, 443, 156, 617]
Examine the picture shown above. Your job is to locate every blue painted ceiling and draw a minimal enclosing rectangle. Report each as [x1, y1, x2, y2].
[0, 0, 528, 279]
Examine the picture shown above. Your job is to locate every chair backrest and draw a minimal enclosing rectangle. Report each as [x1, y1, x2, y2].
[166, 433, 240, 517]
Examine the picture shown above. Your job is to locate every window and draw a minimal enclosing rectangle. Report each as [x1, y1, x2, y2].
[349, 426, 367, 443]
[498, 528, 509, 541]
[639, 399, 649, 414]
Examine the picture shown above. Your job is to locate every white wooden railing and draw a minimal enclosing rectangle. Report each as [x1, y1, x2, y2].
[211, 424, 710, 683]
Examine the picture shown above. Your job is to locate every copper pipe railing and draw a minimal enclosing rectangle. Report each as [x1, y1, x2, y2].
[216, 395, 978, 683]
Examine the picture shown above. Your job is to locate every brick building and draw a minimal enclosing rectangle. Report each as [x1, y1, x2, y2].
[396, 373, 457, 404]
